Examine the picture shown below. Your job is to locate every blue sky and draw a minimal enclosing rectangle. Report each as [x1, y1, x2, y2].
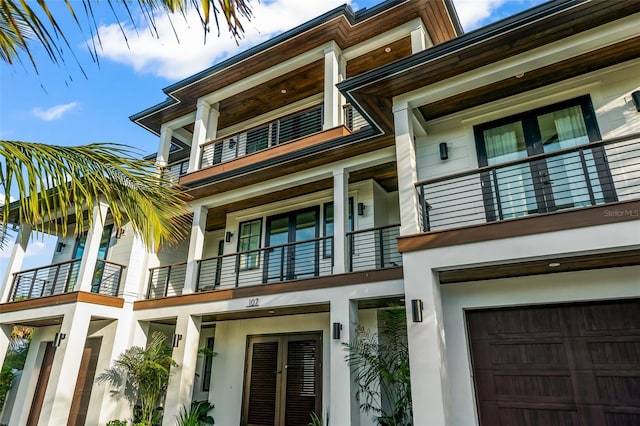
[0, 0, 545, 277]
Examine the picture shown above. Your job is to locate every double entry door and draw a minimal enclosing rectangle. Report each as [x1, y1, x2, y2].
[242, 333, 322, 426]
[264, 208, 319, 282]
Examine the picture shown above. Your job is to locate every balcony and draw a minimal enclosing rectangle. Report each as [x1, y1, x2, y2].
[199, 105, 323, 169]
[145, 225, 402, 299]
[343, 104, 368, 132]
[416, 134, 639, 232]
[8, 259, 125, 301]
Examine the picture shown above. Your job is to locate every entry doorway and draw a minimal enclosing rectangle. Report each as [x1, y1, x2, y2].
[242, 333, 322, 426]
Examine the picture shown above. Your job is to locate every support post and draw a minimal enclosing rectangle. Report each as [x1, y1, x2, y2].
[329, 298, 359, 424]
[393, 105, 421, 235]
[0, 225, 31, 302]
[333, 169, 349, 273]
[184, 206, 208, 294]
[162, 314, 202, 426]
[324, 43, 343, 130]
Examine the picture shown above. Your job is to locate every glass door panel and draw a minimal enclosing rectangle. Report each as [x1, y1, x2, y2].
[265, 208, 318, 282]
[482, 121, 538, 219]
[293, 210, 318, 280]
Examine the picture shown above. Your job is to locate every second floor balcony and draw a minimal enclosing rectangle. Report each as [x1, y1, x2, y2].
[8, 258, 125, 302]
[146, 224, 401, 299]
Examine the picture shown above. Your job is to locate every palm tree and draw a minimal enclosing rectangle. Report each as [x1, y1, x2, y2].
[0, 0, 252, 73]
[97, 331, 177, 425]
[1, 141, 190, 250]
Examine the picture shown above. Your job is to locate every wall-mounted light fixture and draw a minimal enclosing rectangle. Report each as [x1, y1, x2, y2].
[55, 242, 67, 253]
[632, 90, 640, 112]
[53, 332, 66, 347]
[439, 142, 449, 160]
[332, 322, 342, 340]
[225, 231, 234, 243]
[411, 299, 424, 323]
[228, 138, 236, 149]
[172, 333, 183, 348]
[115, 227, 126, 239]
[357, 202, 366, 216]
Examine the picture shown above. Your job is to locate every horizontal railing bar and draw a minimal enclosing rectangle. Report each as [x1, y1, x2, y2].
[415, 132, 640, 187]
[13, 258, 82, 275]
[346, 224, 401, 236]
[199, 235, 333, 263]
[149, 261, 188, 271]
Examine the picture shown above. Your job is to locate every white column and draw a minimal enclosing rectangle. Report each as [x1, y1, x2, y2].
[403, 252, 449, 425]
[0, 225, 31, 303]
[393, 105, 421, 235]
[329, 298, 359, 424]
[189, 101, 218, 173]
[333, 169, 349, 274]
[411, 25, 427, 53]
[10, 328, 44, 425]
[38, 304, 93, 425]
[0, 325, 11, 372]
[76, 202, 109, 292]
[183, 206, 207, 294]
[206, 104, 220, 141]
[162, 314, 202, 426]
[324, 43, 343, 130]
[157, 125, 174, 168]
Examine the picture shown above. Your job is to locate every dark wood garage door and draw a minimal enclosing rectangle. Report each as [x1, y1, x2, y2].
[467, 299, 640, 426]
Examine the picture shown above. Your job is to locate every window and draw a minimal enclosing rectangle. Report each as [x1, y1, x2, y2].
[238, 219, 262, 270]
[474, 96, 615, 220]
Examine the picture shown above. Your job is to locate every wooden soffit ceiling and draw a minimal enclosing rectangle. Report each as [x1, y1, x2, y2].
[349, 0, 640, 131]
[135, 0, 458, 134]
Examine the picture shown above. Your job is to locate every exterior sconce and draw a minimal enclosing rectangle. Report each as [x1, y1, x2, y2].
[439, 142, 449, 160]
[55, 242, 66, 253]
[357, 202, 366, 216]
[172, 333, 183, 348]
[228, 138, 236, 148]
[115, 227, 126, 239]
[411, 299, 424, 323]
[53, 332, 66, 347]
[225, 231, 233, 243]
[332, 322, 342, 340]
[632, 90, 640, 112]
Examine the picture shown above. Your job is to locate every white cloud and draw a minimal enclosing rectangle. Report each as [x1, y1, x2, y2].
[32, 102, 78, 121]
[94, 0, 547, 79]
[94, 0, 352, 80]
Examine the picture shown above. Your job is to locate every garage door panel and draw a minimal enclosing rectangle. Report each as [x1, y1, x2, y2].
[472, 340, 570, 369]
[468, 308, 564, 339]
[479, 402, 580, 426]
[467, 299, 640, 426]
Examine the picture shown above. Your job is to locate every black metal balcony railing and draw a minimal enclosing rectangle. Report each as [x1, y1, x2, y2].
[147, 261, 187, 298]
[9, 259, 125, 301]
[343, 104, 368, 132]
[200, 105, 323, 169]
[196, 236, 334, 291]
[417, 135, 640, 232]
[145, 225, 403, 298]
[348, 224, 402, 272]
[162, 159, 189, 184]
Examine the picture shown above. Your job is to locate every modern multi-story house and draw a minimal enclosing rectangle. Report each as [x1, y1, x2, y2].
[1, 0, 638, 425]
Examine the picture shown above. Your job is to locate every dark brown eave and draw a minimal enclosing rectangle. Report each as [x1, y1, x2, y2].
[131, 0, 459, 136]
[340, 0, 640, 130]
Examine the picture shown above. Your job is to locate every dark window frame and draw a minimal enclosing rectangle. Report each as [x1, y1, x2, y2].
[237, 218, 263, 271]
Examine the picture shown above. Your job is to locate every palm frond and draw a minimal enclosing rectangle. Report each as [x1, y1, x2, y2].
[0, 0, 253, 72]
[0, 140, 191, 250]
